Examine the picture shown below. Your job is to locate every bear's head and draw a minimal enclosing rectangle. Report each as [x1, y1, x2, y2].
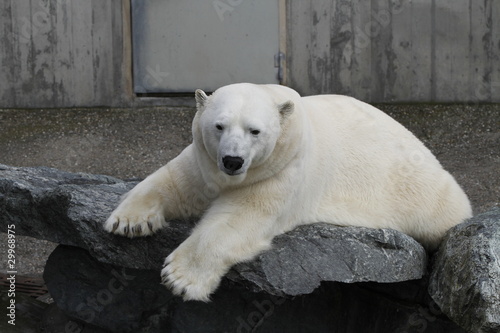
[193, 83, 299, 181]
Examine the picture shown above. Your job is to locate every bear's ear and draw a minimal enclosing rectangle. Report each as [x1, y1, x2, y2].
[195, 89, 209, 110]
[278, 100, 294, 122]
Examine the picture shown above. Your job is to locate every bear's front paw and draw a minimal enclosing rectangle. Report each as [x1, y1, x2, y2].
[161, 245, 225, 302]
[104, 203, 167, 238]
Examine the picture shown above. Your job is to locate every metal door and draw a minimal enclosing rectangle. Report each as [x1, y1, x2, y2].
[132, 0, 283, 93]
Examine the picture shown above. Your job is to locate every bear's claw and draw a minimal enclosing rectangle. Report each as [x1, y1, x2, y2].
[104, 211, 167, 238]
[131, 224, 142, 236]
[161, 249, 220, 302]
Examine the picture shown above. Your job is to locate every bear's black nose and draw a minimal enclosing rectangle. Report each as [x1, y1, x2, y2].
[223, 156, 244, 172]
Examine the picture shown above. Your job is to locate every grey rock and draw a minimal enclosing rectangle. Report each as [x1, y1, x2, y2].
[39, 303, 111, 333]
[232, 223, 427, 296]
[429, 208, 500, 333]
[0, 164, 193, 270]
[45, 244, 464, 333]
[43, 245, 171, 333]
[2, 164, 471, 332]
[0, 164, 427, 296]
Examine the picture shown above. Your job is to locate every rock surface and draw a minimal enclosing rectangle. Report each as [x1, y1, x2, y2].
[1, 164, 427, 296]
[0, 164, 192, 270]
[429, 208, 500, 333]
[43, 245, 171, 332]
[232, 223, 426, 296]
[1, 164, 487, 332]
[45, 244, 464, 333]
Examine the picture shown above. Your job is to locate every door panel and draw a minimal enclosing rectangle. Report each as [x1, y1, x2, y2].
[132, 0, 281, 93]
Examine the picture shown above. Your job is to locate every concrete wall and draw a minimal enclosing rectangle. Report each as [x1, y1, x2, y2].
[0, 0, 131, 108]
[287, 0, 500, 102]
[0, 0, 498, 107]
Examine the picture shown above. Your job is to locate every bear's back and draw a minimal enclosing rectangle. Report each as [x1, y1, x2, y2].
[298, 94, 472, 250]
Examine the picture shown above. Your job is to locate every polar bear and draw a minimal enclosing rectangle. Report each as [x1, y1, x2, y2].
[104, 83, 472, 301]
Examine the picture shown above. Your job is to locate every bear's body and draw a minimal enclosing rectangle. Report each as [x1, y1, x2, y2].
[105, 83, 472, 301]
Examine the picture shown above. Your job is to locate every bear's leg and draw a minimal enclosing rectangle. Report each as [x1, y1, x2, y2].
[161, 199, 279, 301]
[104, 146, 206, 237]
[104, 165, 173, 237]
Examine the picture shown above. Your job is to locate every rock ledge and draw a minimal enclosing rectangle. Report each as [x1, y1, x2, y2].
[0, 164, 427, 296]
[4, 165, 490, 332]
[429, 208, 500, 333]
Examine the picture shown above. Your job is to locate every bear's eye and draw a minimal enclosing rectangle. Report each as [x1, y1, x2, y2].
[215, 124, 224, 131]
[250, 129, 261, 136]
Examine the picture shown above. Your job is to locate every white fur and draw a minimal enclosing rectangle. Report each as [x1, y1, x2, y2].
[104, 83, 472, 301]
